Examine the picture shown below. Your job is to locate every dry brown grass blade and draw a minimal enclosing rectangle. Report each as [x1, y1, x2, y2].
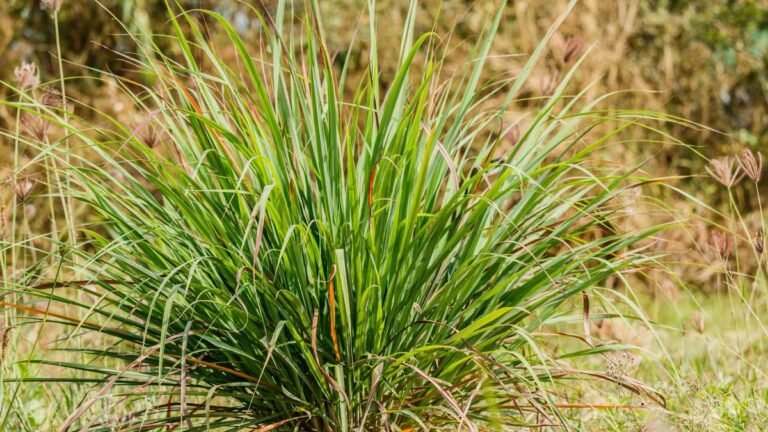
[327, 265, 341, 362]
[557, 368, 667, 408]
[368, 163, 377, 210]
[311, 309, 350, 406]
[0, 301, 82, 324]
[30, 279, 124, 290]
[0, 301, 130, 337]
[400, 362, 475, 431]
[513, 403, 651, 410]
[582, 291, 592, 347]
[252, 416, 309, 431]
[368, 162, 378, 228]
[357, 362, 384, 431]
[183, 356, 279, 391]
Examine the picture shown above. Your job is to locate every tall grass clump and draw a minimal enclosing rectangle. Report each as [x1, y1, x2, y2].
[5, 0, 672, 429]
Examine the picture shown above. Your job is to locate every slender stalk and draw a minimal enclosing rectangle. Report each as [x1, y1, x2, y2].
[53, 12, 76, 248]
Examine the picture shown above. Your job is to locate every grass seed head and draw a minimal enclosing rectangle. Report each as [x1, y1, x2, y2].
[14, 62, 40, 90]
[21, 112, 50, 141]
[14, 178, 36, 203]
[41, 88, 64, 109]
[710, 229, 733, 261]
[0, 323, 10, 365]
[562, 36, 585, 63]
[738, 148, 762, 182]
[690, 311, 705, 334]
[0, 205, 7, 240]
[605, 351, 639, 378]
[135, 123, 161, 149]
[706, 156, 743, 188]
[42, 0, 63, 14]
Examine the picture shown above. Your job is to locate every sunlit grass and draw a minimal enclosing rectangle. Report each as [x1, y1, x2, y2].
[3, 1, 759, 431]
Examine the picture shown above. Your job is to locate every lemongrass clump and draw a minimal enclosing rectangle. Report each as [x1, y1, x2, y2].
[7, 1, 673, 430]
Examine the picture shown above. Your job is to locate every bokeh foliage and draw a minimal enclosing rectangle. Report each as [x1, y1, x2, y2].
[2, 0, 767, 150]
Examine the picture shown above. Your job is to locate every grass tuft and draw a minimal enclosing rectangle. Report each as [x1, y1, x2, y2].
[2, 1, 676, 430]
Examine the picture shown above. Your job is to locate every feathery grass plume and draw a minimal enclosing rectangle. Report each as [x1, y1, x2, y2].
[132, 121, 161, 149]
[711, 229, 733, 261]
[706, 156, 743, 187]
[13, 62, 40, 90]
[6, 0, 676, 429]
[13, 179, 35, 203]
[20, 112, 50, 141]
[690, 311, 706, 334]
[0, 205, 7, 240]
[738, 148, 763, 183]
[562, 36, 585, 64]
[40, 88, 64, 109]
[42, 0, 63, 14]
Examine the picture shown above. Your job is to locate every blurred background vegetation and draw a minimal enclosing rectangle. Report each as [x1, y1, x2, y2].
[2, 0, 767, 149]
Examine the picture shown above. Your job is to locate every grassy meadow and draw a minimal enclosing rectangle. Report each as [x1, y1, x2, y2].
[1, 0, 768, 430]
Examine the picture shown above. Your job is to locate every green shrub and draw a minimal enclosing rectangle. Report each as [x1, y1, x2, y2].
[9, 0, 669, 429]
